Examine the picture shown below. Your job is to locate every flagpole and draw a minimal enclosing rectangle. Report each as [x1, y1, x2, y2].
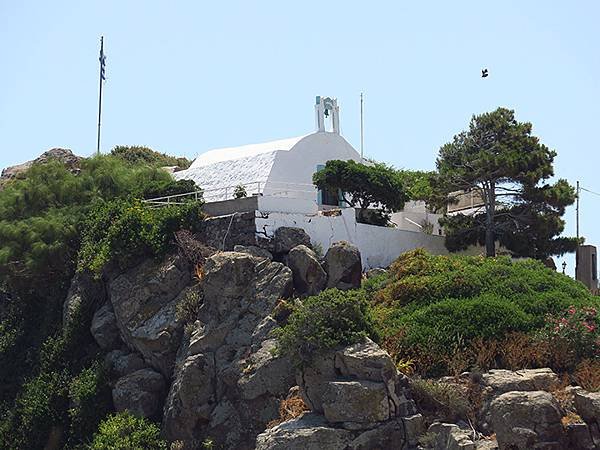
[96, 36, 104, 155]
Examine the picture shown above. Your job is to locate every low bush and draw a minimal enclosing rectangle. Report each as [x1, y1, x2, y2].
[78, 198, 204, 275]
[110, 145, 191, 169]
[3, 370, 70, 449]
[411, 379, 471, 422]
[89, 411, 167, 450]
[275, 289, 378, 363]
[67, 361, 112, 446]
[370, 250, 598, 376]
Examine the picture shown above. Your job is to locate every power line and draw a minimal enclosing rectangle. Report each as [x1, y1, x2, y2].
[580, 187, 600, 197]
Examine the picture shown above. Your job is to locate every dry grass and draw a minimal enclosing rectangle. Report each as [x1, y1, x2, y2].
[573, 359, 600, 391]
[561, 412, 584, 426]
[266, 395, 309, 429]
[411, 379, 471, 423]
[471, 337, 499, 371]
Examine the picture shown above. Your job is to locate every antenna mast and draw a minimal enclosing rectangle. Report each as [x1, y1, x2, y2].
[360, 93, 364, 159]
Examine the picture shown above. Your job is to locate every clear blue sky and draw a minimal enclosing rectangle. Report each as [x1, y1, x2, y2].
[1, 1, 599, 274]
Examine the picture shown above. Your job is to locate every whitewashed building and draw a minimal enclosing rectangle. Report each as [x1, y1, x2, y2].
[175, 97, 361, 208]
[171, 97, 452, 268]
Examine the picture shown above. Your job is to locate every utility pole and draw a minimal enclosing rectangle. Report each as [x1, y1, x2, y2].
[97, 36, 106, 155]
[360, 92, 364, 159]
[576, 180, 580, 279]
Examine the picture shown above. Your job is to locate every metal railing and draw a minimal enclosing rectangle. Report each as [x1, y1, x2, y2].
[143, 180, 317, 207]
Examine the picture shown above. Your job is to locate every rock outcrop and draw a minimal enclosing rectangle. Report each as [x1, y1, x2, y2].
[162, 252, 294, 449]
[324, 241, 362, 290]
[482, 368, 559, 394]
[1, 148, 82, 188]
[490, 390, 565, 450]
[258, 338, 424, 450]
[286, 245, 327, 296]
[572, 390, 600, 449]
[109, 254, 191, 378]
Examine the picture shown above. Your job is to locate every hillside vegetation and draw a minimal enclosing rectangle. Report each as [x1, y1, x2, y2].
[278, 249, 599, 380]
[0, 147, 201, 449]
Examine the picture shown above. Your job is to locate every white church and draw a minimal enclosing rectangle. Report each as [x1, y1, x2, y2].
[171, 97, 450, 268]
[175, 96, 362, 207]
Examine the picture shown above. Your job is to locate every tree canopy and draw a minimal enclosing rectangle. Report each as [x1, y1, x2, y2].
[432, 107, 576, 258]
[312, 160, 409, 225]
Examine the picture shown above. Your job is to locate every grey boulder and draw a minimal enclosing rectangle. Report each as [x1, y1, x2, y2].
[324, 241, 362, 290]
[255, 413, 353, 450]
[90, 302, 121, 350]
[273, 227, 311, 255]
[489, 390, 565, 450]
[286, 245, 327, 296]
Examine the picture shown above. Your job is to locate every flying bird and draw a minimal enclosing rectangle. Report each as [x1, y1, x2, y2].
[481, 69, 489, 78]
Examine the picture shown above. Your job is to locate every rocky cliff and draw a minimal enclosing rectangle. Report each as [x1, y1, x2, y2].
[71, 225, 600, 449]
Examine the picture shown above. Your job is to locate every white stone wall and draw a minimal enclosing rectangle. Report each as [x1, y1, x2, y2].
[255, 208, 451, 270]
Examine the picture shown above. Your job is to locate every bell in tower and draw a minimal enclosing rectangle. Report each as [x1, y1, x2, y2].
[315, 96, 340, 134]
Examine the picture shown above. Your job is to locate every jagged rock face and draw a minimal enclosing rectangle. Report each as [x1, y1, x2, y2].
[162, 252, 294, 449]
[490, 390, 565, 450]
[324, 241, 362, 290]
[109, 254, 191, 378]
[322, 380, 390, 423]
[90, 302, 121, 350]
[268, 338, 424, 449]
[112, 368, 166, 418]
[574, 390, 600, 425]
[297, 338, 414, 421]
[286, 245, 327, 296]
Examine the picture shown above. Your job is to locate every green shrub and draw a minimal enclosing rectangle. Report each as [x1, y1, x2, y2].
[141, 178, 199, 200]
[395, 294, 532, 350]
[3, 370, 70, 449]
[0, 151, 193, 445]
[78, 198, 204, 275]
[275, 289, 378, 363]
[110, 145, 191, 169]
[370, 249, 598, 376]
[89, 412, 167, 450]
[377, 249, 591, 310]
[538, 306, 600, 362]
[67, 361, 112, 446]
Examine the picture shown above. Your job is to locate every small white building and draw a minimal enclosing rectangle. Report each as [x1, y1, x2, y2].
[175, 97, 361, 208]
[171, 97, 451, 268]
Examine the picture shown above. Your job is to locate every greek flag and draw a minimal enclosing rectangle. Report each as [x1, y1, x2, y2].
[99, 37, 106, 80]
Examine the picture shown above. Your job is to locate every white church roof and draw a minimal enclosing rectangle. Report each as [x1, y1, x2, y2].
[175, 134, 309, 201]
[189, 135, 308, 169]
